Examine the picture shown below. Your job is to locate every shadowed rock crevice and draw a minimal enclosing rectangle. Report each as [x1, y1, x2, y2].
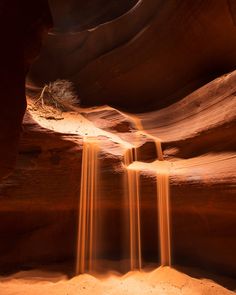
[228, 0, 236, 26]
[49, 0, 139, 32]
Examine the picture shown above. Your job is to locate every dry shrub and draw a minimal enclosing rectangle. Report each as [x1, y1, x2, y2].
[36, 79, 79, 111]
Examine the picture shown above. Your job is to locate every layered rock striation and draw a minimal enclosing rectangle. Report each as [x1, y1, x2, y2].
[0, 71, 235, 277]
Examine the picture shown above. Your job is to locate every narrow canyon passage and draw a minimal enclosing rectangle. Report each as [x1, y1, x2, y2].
[0, 1, 236, 294]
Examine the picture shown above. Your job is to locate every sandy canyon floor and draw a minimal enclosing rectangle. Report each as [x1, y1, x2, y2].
[0, 267, 235, 295]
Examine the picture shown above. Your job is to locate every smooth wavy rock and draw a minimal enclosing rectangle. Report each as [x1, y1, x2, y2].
[28, 0, 236, 111]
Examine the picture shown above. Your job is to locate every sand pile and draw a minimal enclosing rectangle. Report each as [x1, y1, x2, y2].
[0, 267, 235, 295]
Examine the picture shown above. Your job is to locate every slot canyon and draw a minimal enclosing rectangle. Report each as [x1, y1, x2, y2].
[0, 0, 236, 294]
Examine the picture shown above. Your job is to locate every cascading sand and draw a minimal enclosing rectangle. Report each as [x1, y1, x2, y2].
[124, 148, 142, 270]
[124, 133, 171, 269]
[76, 137, 99, 274]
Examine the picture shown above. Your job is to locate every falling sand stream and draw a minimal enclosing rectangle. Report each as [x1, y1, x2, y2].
[123, 114, 171, 269]
[76, 137, 99, 274]
[124, 138, 171, 270]
[156, 160, 171, 266]
[155, 139, 171, 266]
[76, 113, 171, 274]
[124, 148, 142, 270]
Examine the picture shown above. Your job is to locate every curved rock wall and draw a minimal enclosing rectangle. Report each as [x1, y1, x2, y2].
[28, 0, 161, 87]
[0, 0, 236, 280]
[28, 0, 236, 111]
[49, 0, 138, 32]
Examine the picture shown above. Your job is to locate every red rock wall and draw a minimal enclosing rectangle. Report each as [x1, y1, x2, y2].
[0, 0, 52, 180]
[28, 0, 236, 111]
[0, 0, 236, 279]
[0, 113, 82, 273]
[49, 0, 138, 32]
